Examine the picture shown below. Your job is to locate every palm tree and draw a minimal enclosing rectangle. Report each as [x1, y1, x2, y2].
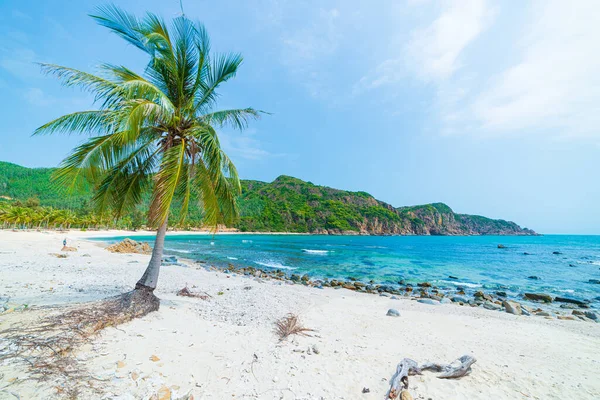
[35, 5, 262, 294]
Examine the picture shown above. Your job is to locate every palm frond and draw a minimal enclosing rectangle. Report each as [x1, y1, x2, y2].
[91, 5, 150, 53]
[33, 110, 114, 136]
[202, 108, 263, 130]
[149, 141, 187, 226]
[38, 64, 122, 108]
[194, 53, 243, 112]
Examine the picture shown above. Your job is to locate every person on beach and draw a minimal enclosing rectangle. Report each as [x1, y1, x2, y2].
[63, 238, 67, 247]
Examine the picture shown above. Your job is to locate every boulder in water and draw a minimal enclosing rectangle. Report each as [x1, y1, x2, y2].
[524, 293, 553, 303]
[554, 297, 589, 307]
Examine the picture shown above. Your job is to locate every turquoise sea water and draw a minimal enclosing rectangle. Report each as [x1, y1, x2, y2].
[100, 234, 600, 306]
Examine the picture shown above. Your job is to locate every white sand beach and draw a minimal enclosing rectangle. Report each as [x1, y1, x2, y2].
[1, 230, 599, 399]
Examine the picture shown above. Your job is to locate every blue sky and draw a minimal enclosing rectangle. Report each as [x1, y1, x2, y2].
[1, 0, 599, 234]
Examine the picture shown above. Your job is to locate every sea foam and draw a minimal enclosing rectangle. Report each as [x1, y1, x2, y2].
[254, 261, 295, 270]
[165, 248, 191, 254]
[302, 249, 329, 254]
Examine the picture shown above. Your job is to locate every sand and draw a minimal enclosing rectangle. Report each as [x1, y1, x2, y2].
[1, 230, 599, 399]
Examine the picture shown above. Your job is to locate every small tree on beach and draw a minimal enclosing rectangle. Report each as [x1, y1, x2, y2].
[35, 5, 261, 298]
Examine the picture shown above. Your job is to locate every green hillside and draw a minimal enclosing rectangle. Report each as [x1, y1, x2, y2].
[0, 161, 535, 235]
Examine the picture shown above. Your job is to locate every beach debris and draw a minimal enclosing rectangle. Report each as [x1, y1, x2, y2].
[150, 354, 161, 362]
[524, 293, 553, 303]
[362, 387, 370, 393]
[61, 245, 77, 252]
[50, 252, 68, 258]
[274, 314, 314, 341]
[156, 385, 171, 400]
[176, 287, 211, 300]
[400, 390, 413, 400]
[386, 355, 476, 399]
[387, 309, 400, 317]
[106, 238, 151, 254]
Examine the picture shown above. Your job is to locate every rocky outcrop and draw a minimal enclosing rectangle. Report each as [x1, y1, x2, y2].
[106, 238, 151, 254]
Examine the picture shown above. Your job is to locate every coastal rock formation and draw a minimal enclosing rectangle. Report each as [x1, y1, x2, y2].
[106, 238, 151, 254]
[236, 176, 536, 236]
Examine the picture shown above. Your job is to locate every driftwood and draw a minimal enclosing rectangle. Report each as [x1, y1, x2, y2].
[386, 355, 476, 399]
[421, 355, 476, 379]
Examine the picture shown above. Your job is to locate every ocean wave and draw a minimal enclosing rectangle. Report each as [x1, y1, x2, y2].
[254, 261, 295, 270]
[302, 249, 329, 254]
[242, 240, 253, 243]
[165, 248, 191, 254]
[576, 260, 600, 266]
[365, 245, 388, 249]
[438, 280, 481, 288]
[227, 256, 238, 260]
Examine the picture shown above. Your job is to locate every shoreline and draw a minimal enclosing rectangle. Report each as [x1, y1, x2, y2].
[1, 230, 599, 399]
[90, 233, 599, 320]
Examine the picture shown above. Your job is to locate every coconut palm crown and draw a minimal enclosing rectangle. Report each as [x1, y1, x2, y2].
[35, 5, 263, 291]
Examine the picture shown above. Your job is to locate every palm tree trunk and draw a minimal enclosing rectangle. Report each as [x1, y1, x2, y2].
[135, 217, 168, 292]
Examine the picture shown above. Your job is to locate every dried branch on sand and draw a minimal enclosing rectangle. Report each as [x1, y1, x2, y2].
[386, 355, 476, 399]
[274, 314, 314, 341]
[176, 286, 211, 300]
[0, 289, 159, 397]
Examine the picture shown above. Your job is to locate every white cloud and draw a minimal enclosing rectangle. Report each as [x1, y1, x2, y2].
[406, 0, 493, 81]
[219, 129, 285, 161]
[357, 0, 600, 141]
[23, 88, 56, 106]
[0, 47, 40, 79]
[470, 0, 600, 138]
[356, 0, 493, 91]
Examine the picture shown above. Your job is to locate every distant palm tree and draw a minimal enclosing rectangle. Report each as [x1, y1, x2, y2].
[35, 5, 262, 293]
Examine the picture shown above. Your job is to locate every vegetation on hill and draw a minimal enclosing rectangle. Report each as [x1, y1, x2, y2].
[0, 161, 535, 235]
